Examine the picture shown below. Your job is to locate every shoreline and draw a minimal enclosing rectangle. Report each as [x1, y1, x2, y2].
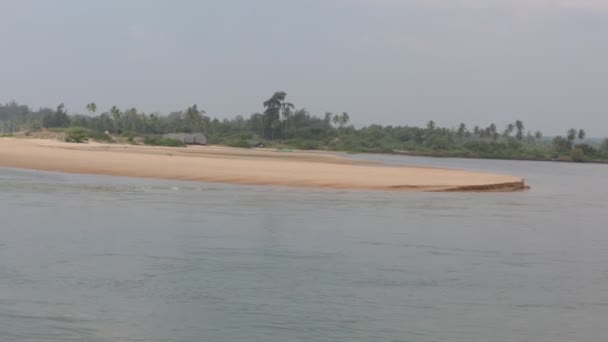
[0, 138, 528, 192]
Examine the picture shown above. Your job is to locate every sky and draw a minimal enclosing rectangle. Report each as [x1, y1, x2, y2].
[1, 0, 607, 136]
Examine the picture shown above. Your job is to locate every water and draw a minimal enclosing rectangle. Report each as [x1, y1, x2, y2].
[1, 156, 607, 342]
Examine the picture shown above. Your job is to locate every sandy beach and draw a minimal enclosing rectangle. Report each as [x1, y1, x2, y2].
[0, 138, 527, 191]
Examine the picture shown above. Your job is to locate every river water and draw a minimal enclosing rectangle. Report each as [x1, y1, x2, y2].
[1, 155, 607, 342]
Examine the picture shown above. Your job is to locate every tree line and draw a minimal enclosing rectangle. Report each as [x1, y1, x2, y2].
[1, 92, 607, 162]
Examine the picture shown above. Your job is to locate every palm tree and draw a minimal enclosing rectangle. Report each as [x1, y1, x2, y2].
[340, 112, 350, 127]
[534, 131, 543, 140]
[185, 104, 206, 132]
[110, 106, 122, 134]
[426, 120, 436, 130]
[473, 126, 480, 136]
[263, 91, 290, 139]
[281, 103, 294, 138]
[488, 123, 498, 140]
[332, 114, 340, 127]
[567, 128, 577, 142]
[270, 119, 281, 140]
[324, 112, 333, 125]
[578, 129, 586, 140]
[504, 123, 514, 137]
[457, 123, 467, 140]
[86, 102, 97, 115]
[515, 120, 524, 140]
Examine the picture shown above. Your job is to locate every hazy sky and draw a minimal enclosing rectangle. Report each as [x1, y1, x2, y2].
[1, 0, 607, 136]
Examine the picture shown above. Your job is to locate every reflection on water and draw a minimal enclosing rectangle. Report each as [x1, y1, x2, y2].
[1, 156, 608, 342]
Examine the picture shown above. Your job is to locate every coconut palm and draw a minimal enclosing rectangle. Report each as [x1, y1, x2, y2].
[504, 123, 514, 137]
[567, 128, 577, 142]
[457, 123, 467, 140]
[340, 112, 350, 127]
[110, 106, 122, 134]
[86, 102, 96, 114]
[515, 120, 524, 140]
[578, 129, 586, 140]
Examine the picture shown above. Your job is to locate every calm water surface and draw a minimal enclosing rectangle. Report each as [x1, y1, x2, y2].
[1, 155, 607, 342]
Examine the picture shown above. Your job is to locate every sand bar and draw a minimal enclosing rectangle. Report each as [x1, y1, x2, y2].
[0, 138, 527, 191]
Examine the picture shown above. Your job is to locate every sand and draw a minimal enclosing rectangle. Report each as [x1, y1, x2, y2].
[0, 138, 527, 192]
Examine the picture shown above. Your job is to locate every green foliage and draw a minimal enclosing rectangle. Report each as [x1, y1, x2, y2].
[2, 97, 607, 164]
[64, 132, 88, 143]
[571, 147, 585, 162]
[42, 104, 71, 128]
[574, 143, 596, 156]
[225, 139, 252, 148]
[143, 136, 186, 147]
[553, 136, 573, 153]
[53, 127, 113, 143]
[288, 139, 322, 150]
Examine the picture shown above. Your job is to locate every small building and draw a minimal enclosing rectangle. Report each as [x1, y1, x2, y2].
[163, 133, 207, 145]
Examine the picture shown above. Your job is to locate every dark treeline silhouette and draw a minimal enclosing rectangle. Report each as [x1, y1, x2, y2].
[1, 92, 607, 163]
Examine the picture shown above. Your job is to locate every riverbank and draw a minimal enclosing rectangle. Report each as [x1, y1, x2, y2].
[0, 138, 528, 192]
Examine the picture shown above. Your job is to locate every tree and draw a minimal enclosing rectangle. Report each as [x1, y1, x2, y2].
[86, 102, 97, 115]
[515, 120, 524, 140]
[601, 138, 608, 155]
[110, 106, 122, 134]
[185, 104, 207, 132]
[332, 112, 350, 129]
[553, 136, 572, 153]
[270, 119, 281, 140]
[473, 126, 480, 136]
[426, 120, 435, 130]
[331, 113, 340, 127]
[578, 129, 586, 140]
[456, 123, 466, 136]
[340, 112, 350, 127]
[504, 123, 514, 138]
[263, 91, 289, 140]
[324, 112, 333, 125]
[534, 131, 542, 140]
[571, 147, 585, 162]
[281, 103, 295, 138]
[488, 123, 498, 140]
[42, 103, 70, 128]
[567, 128, 577, 142]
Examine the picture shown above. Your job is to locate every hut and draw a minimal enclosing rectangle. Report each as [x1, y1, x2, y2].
[163, 133, 207, 145]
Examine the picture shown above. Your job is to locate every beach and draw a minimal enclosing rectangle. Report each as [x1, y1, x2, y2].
[0, 138, 527, 191]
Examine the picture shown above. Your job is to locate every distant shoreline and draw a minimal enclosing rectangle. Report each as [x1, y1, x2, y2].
[0, 138, 528, 192]
[378, 150, 608, 165]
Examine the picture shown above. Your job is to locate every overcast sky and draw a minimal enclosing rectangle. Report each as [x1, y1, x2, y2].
[1, 0, 607, 136]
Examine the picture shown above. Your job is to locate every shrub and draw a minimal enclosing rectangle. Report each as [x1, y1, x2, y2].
[571, 148, 585, 162]
[143, 136, 186, 147]
[64, 132, 88, 143]
[226, 139, 251, 148]
[56, 127, 113, 143]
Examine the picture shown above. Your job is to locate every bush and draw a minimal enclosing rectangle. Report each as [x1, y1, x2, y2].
[143, 136, 186, 147]
[226, 139, 251, 148]
[56, 126, 113, 143]
[64, 132, 88, 143]
[288, 139, 321, 150]
[571, 148, 585, 162]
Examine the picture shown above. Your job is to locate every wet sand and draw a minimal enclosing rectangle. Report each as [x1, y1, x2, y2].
[0, 138, 527, 191]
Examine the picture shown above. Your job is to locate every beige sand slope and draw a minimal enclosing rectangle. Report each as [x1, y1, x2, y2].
[0, 138, 527, 192]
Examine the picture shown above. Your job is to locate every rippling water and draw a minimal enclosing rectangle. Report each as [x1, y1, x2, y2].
[1, 156, 607, 342]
